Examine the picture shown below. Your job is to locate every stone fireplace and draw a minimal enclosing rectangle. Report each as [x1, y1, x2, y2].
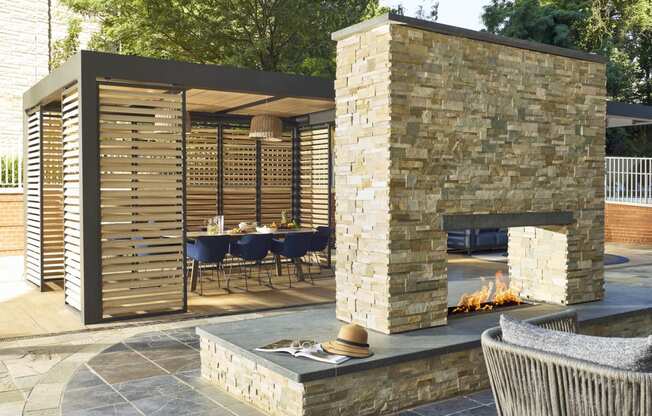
[333, 15, 607, 334]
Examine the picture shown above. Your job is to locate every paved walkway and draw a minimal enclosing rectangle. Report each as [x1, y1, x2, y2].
[0, 243, 649, 415]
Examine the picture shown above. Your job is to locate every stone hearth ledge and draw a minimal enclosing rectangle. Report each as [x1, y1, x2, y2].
[197, 283, 652, 416]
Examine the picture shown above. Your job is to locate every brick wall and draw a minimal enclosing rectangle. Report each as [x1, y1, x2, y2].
[0, 192, 24, 255]
[605, 202, 652, 245]
[0, 0, 96, 151]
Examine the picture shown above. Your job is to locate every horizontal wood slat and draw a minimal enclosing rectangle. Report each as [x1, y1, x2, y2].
[261, 140, 292, 225]
[25, 109, 42, 288]
[223, 126, 256, 228]
[299, 125, 332, 230]
[42, 111, 65, 281]
[62, 84, 82, 310]
[186, 127, 217, 231]
[99, 83, 185, 319]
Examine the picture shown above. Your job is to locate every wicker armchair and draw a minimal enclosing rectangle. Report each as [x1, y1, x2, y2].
[481, 310, 652, 416]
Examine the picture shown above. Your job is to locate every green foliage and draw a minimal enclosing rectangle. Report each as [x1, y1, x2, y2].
[50, 17, 82, 70]
[63, 0, 385, 78]
[0, 155, 21, 188]
[482, 0, 652, 156]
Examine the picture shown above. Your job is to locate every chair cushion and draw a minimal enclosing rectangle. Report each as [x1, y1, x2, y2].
[500, 314, 652, 372]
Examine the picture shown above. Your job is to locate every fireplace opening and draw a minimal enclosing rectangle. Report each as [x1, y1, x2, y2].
[448, 271, 525, 316]
[446, 228, 529, 317]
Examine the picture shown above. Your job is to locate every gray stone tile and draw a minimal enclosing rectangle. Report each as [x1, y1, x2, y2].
[412, 397, 480, 416]
[153, 352, 200, 373]
[88, 351, 144, 369]
[126, 339, 195, 362]
[91, 360, 167, 385]
[61, 384, 126, 413]
[101, 343, 131, 354]
[124, 332, 171, 344]
[465, 389, 495, 406]
[456, 405, 497, 416]
[113, 374, 193, 401]
[130, 389, 222, 416]
[65, 403, 141, 416]
[398, 412, 421, 416]
[163, 327, 199, 344]
[65, 366, 106, 392]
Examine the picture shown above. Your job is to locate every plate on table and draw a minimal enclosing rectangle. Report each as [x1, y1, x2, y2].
[256, 226, 274, 234]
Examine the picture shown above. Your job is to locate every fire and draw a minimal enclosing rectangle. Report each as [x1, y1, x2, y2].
[453, 271, 523, 314]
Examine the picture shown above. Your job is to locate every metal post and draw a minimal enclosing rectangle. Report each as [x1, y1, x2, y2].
[79, 74, 102, 324]
[255, 139, 262, 224]
[181, 89, 188, 312]
[292, 126, 301, 223]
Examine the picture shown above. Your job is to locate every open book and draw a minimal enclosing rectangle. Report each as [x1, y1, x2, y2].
[255, 340, 350, 365]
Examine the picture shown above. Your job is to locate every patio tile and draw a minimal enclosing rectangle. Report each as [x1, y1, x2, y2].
[61, 384, 126, 413]
[456, 404, 497, 416]
[465, 389, 495, 406]
[90, 360, 166, 385]
[113, 374, 193, 401]
[65, 403, 142, 416]
[154, 352, 201, 373]
[124, 331, 171, 343]
[163, 327, 200, 344]
[411, 396, 480, 416]
[126, 339, 196, 362]
[130, 389, 222, 415]
[23, 382, 64, 412]
[65, 366, 106, 391]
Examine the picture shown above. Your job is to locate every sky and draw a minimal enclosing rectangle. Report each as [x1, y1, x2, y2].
[379, 0, 493, 31]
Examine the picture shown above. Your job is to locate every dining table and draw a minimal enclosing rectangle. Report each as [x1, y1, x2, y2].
[186, 227, 316, 292]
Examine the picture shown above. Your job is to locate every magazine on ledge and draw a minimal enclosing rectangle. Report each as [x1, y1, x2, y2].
[255, 340, 350, 365]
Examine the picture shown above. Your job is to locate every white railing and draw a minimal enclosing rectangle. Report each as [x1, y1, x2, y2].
[605, 157, 652, 205]
[0, 152, 22, 190]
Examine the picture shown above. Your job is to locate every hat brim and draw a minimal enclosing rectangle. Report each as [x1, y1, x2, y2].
[321, 341, 371, 358]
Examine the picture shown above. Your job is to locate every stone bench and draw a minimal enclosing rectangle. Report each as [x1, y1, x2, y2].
[197, 288, 652, 416]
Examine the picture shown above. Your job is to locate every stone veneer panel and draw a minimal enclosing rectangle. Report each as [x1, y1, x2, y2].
[200, 310, 652, 416]
[334, 19, 606, 333]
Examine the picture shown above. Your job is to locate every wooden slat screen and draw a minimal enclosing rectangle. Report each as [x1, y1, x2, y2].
[299, 124, 332, 229]
[261, 140, 292, 225]
[186, 127, 217, 231]
[98, 83, 185, 318]
[222, 126, 256, 229]
[62, 84, 82, 310]
[25, 109, 42, 288]
[42, 110, 65, 281]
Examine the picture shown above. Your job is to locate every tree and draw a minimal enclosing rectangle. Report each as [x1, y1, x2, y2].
[482, 0, 652, 156]
[50, 17, 82, 70]
[63, 0, 385, 78]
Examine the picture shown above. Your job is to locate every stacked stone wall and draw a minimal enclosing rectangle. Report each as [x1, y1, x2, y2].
[334, 20, 606, 333]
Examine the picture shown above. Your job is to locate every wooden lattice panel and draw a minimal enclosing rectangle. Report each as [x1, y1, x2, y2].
[222, 126, 256, 228]
[186, 127, 217, 231]
[261, 141, 292, 225]
[299, 125, 331, 228]
[42, 111, 64, 281]
[98, 84, 184, 318]
[25, 109, 42, 288]
[62, 84, 82, 310]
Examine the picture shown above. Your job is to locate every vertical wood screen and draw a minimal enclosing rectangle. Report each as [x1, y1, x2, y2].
[261, 140, 292, 225]
[98, 83, 185, 318]
[25, 109, 42, 288]
[62, 84, 82, 310]
[186, 126, 218, 231]
[222, 126, 257, 229]
[42, 110, 65, 281]
[299, 124, 332, 229]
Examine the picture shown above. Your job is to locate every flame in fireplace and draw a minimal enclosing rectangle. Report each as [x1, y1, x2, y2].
[453, 271, 523, 314]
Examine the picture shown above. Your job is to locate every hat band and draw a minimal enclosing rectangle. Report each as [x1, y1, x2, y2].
[336, 338, 369, 348]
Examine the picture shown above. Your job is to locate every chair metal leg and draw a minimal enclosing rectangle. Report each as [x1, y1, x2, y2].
[199, 263, 203, 296]
[215, 263, 221, 289]
[241, 259, 248, 291]
[256, 261, 262, 286]
[285, 260, 292, 288]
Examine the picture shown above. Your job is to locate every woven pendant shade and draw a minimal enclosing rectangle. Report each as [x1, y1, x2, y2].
[249, 115, 283, 141]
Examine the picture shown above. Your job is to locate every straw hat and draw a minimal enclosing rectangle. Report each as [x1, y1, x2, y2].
[322, 324, 372, 358]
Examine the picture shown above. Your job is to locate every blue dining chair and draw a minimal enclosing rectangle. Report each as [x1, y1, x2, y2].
[230, 234, 273, 290]
[306, 226, 332, 278]
[271, 232, 313, 285]
[186, 236, 231, 295]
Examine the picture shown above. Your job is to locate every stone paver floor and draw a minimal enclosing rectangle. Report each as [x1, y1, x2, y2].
[0, 243, 648, 415]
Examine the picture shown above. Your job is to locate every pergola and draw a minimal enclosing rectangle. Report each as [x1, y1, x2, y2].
[22, 51, 335, 324]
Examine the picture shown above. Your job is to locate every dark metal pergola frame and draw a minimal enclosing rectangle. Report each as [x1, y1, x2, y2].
[23, 51, 335, 324]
